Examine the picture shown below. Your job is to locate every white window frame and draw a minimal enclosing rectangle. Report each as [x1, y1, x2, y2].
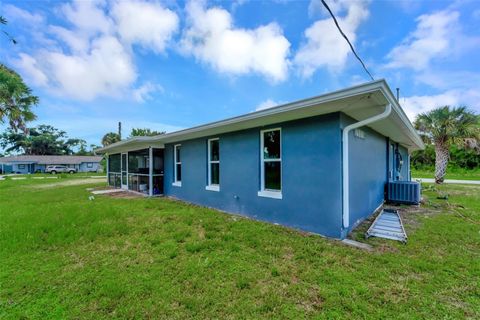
[206, 138, 220, 192]
[258, 128, 282, 199]
[87, 162, 93, 168]
[172, 144, 182, 187]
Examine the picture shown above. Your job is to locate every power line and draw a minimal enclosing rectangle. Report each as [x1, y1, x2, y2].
[320, 0, 374, 81]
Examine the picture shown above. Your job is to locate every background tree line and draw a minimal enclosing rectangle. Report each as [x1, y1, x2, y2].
[413, 106, 479, 183]
[0, 124, 166, 157]
[100, 127, 165, 147]
[411, 143, 480, 170]
[0, 125, 93, 155]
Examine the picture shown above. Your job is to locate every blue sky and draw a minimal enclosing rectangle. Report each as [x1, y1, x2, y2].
[1, 0, 479, 147]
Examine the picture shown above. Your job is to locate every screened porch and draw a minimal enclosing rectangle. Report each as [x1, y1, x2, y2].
[107, 148, 164, 196]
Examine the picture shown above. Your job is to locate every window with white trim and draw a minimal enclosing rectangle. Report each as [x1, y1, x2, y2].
[207, 138, 220, 191]
[259, 128, 282, 198]
[87, 162, 93, 168]
[174, 144, 182, 185]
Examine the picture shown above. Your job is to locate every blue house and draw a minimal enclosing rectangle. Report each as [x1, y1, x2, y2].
[0, 155, 103, 174]
[96, 80, 424, 239]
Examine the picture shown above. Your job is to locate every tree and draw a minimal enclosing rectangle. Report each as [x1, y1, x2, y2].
[414, 106, 479, 183]
[411, 143, 480, 171]
[0, 64, 38, 132]
[101, 132, 121, 147]
[129, 128, 165, 137]
[1, 16, 16, 44]
[76, 142, 100, 156]
[0, 124, 83, 155]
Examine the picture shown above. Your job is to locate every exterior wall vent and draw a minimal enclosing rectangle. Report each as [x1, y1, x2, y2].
[354, 129, 365, 139]
[387, 181, 421, 205]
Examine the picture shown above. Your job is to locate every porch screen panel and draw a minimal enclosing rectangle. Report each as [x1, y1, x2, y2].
[152, 149, 164, 194]
[128, 149, 149, 174]
[153, 149, 164, 174]
[108, 154, 121, 187]
[109, 154, 121, 172]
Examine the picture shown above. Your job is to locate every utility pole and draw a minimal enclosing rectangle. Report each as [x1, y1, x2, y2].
[118, 122, 122, 140]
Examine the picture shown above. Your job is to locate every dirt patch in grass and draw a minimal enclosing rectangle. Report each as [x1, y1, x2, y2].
[31, 178, 106, 189]
[102, 191, 145, 199]
[87, 185, 112, 191]
[349, 183, 480, 253]
[349, 202, 444, 251]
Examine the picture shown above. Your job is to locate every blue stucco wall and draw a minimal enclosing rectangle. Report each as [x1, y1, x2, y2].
[12, 163, 33, 174]
[79, 162, 100, 172]
[164, 113, 344, 238]
[5, 162, 100, 173]
[340, 114, 388, 235]
[1, 164, 13, 173]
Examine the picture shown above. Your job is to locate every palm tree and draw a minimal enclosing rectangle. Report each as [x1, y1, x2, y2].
[101, 132, 121, 147]
[1, 16, 17, 44]
[414, 106, 479, 183]
[0, 64, 38, 132]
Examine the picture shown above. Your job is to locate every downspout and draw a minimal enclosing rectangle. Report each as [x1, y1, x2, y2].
[342, 103, 392, 230]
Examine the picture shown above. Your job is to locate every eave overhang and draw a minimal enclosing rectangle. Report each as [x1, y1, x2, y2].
[95, 79, 424, 154]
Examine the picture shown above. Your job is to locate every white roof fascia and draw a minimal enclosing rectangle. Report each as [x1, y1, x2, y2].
[95, 137, 163, 154]
[377, 82, 425, 150]
[96, 79, 424, 153]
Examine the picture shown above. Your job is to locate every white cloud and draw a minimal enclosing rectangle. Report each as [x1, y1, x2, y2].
[387, 8, 480, 122]
[60, 0, 113, 35]
[2, 4, 56, 46]
[294, 0, 370, 77]
[49, 25, 90, 53]
[112, 0, 179, 53]
[180, 0, 291, 82]
[415, 70, 480, 91]
[15, 54, 48, 86]
[9, 0, 182, 102]
[385, 10, 478, 70]
[255, 99, 281, 111]
[40, 36, 137, 100]
[133, 82, 164, 103]
[3, 4, 45, 25]
[401, 90, 480, 121]
[13, 0, 128, 101]
[11, 0, 179, 101]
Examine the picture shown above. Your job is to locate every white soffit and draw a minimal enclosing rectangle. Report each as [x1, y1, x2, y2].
[96, 79, 424, 154]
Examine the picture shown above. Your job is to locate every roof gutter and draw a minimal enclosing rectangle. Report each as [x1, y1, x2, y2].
[342, 103, 392, 230]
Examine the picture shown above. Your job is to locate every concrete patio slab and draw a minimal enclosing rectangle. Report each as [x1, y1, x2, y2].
[91, 189, 124, 195]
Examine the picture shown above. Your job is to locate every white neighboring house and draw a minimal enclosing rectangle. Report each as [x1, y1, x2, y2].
[0, 155, 103, 174]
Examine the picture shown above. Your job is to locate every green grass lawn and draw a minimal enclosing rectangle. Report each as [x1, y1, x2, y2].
[411, 168, 480, 180]
[0, 178, 479, 319]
